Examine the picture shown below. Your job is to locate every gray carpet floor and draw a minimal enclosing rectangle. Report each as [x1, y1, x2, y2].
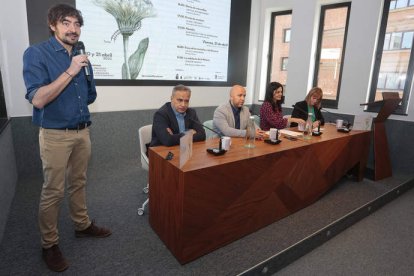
[0, 157, 412, 275]
[276, 185, 414, 276]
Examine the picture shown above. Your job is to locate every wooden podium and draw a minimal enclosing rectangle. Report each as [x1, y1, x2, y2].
[361, 92, 401, 180]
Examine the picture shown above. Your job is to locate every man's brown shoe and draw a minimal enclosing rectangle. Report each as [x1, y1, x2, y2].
[75, 221, 112, 238]
[42, 244, 69, 272]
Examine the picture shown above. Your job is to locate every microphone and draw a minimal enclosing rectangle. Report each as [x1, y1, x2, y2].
[75, 41, 91, 82]
[189, 118, 226, 156]
[320, 108, 352, 133]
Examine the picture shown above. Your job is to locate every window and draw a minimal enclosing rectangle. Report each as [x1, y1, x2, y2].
[377, 72, 407, 90]
[281, 57, 288, 71]
[368, 0, 414, 113]
[402, 31, 413, 49]
[265, 10, 292, 97]
[383, 31, 414, 50]
[391, 0, 413, 9]
[283, 29, 291, 43]
[313, 3, 351, 108]
[384, 33, 391, 50]
[390, 32, 402, 49]
[386, 73, 401, 89]
[378, 72, 387, 88]
[396, 0, 408, 9]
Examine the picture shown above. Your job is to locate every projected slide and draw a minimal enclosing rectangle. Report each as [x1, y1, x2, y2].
[77, 0, 231, 81]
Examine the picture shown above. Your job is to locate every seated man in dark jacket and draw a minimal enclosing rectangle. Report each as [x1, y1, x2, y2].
[150, 84, 206, 147]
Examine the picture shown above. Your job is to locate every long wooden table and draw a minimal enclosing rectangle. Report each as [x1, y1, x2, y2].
[148, 124, 370, 264]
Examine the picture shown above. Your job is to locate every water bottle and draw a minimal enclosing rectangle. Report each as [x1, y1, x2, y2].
[244, 116, 256, 148]
[303, 113, 313, 140]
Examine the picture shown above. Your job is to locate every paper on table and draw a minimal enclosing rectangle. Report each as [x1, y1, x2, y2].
[180, 130, 193, 168]
[280, 129, 303, 137]
[353, 114, 373, 130]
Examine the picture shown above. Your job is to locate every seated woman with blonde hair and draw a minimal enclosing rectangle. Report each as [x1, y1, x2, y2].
[291, 87, 325, 128]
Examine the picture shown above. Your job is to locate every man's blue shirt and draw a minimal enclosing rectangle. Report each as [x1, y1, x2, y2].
[23, 36, 97, 128]
[230, 101, 241, 129]
[171, 105, 186, 134]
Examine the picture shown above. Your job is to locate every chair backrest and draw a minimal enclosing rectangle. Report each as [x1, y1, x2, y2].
[203, 120, 217, 139]
[138, 124, 152, 171]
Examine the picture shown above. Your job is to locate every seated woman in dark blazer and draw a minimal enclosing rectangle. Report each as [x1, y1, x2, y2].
[291, 87, 325, 128]
[260, 82, 305, 130]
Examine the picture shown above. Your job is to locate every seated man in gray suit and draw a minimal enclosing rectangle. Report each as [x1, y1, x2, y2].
[213, 85, 264, 138]
[150, 84, 206, 147]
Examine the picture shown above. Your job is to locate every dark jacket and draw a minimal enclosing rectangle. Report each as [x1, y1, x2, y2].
[150, 102, 206, 147]
[291, 100, 325, 127]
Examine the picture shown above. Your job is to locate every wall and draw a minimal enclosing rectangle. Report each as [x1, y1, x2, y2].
[0, 123, 18, 243]
[0, 0, 31, 117]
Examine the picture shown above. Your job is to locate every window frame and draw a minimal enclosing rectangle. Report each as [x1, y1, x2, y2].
[368, 0, 414, 114]
[312, 2, 352, 109]
[265, 10, 293, 95]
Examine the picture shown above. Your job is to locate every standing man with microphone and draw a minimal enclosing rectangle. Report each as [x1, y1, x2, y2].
[23, 4, 111, 272]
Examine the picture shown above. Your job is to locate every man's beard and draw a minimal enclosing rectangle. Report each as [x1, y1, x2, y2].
[61, 32, 79, 46]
